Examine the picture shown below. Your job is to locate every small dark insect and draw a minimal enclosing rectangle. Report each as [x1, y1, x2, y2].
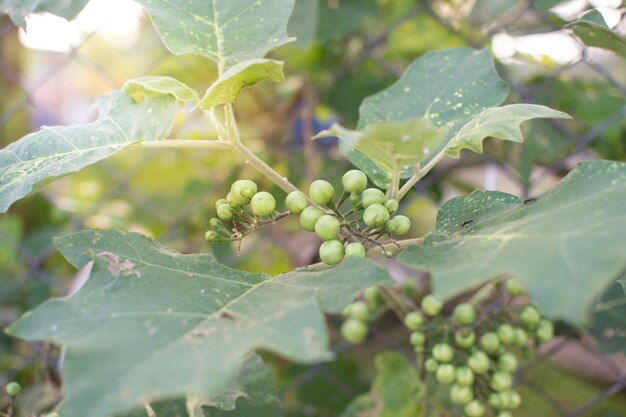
[523, 196, 537, 205]
[461, 219, 474, 227]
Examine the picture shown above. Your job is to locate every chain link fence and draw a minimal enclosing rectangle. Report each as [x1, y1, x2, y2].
[1, 1, 625, 416]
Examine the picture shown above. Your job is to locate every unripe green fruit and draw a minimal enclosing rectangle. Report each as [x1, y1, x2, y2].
[421, 294, 442, 316]
[432, 343, 454, 363]
[309, 180, 334, 205]
[205, 230, 220, 242]
[536, 319, 554, 342]
[490, 371, 513, 392]
[361, 188, 386, 208]
[341, 318, 368, 344]
[384, 219, 398, 233]
[319, 240, 344, 265]
[363, 204, 390, 228]
[392, 215, 411, 235]
[341, 304, 353, 318]
[363, 286, 383, 306]
[5, 381, 21, 397]
[464, 400, 485, 417]
[414, 345, 425, 354]
[514, 328, 529, 347]
[250, 191, 276, 217]
[505, 278, 525, 296]
[209, 218, 226, 231]
[285, 191, 308, 214]
[455, 329, 476, 349]
[506, 390, 521, 409]
[314, 215, 340, 240]
[384, 199, 399, 214]
[215, 198, 228, 209]
[453, 303, 476, 325]
[404, 311, 424, 330]
[227, 191, 247, 207]
[410, 331, 426, 346]
[521, 306, 541, 327]
[496, 412, 513, 417]
[480, 332, 501, 353]
[467, 351, 490, 374]
[436, 364, 456, 383]
[498, 352, 518, 372]
[46, 413, 61, 417]
[348, 301, 370, 321]
[217, 204, 234, 221]
[425, 358, 439, 372]
[300, 206, 324, 231]
[345, 242, 366, 257]
[455, 366, 475, 386]
[401, 279, 417, 297]
[489, 393, 502, 409]
[450, 383, 474, 404]
[342, 170, 368, 193]
[231, 179, 257, 200]
[497, 324, 516, 345]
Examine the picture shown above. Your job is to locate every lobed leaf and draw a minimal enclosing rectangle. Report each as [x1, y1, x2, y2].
[0, 91, 177, 213]
[197, 59, 285, 109]
[124, 76, 200, 102]
[567, 9, 626, 58]
[398, 160, 626, 324]
[8, 230, 393, 417]
[135, 0, 296, 70]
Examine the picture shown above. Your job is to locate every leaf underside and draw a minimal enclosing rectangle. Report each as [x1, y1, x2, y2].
[8, 230, 393, 417]
[568, 9, 626, 58]
[399, 160, 626, 325]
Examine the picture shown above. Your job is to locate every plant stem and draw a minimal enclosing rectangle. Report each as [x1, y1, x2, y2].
[397, 152, 446, 200]
[135, 140, 234, 150]
[379, 286, 409, 318]
[388, 164, 400, 199]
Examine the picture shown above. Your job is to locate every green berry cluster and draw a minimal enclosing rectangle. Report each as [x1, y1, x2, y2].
[340, 286, 385, 344]
[205, 180, 286, 243]
[289, 170, 411, 265]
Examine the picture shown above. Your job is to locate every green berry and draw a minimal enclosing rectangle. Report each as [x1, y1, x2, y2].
[384, 249, 393, 258]
[432, 343, 454, 363]
[455, 366, 475, 386]
[231, 179, 258, 200]
[341, 318, 368, 344]
[414, 345, 425, 354]
[505, 278, 525, 296]
[401, 279, 417, 297]
[436, 364, 456, 384]
[314, 215, 340, 240]
[520, 306, 541, 328]
[348, 301, 370, 321]
[464, 400, 485, 417]
[363, 204, 390, 228]
[455, 329, 476, 349]
[425, 358, 439, 372]
[215, 198, 228, 209]
[514, 328, 529, 347]
[285, 191, 308, 214]
[5, 381, 21, 397]
[361, 188, 386, 208]
[250, 191, 276, 217]
[309, 180, 334, 205]
[536, 319, 554, 342]
[46, 414, 61, 417]
[404, 311, 424, 330]
[392, 215, 411, 235]
[480, 332, 500, 353]
[506, 390, 522, 409]
[421, 294, 442, 316]
[490, 371, 513, 392]
[383, 199, 399, 214]
[497, 324, 516, 345]
[300, 206, 324, 231]
[410, 331, 426, 346]
[498, 352, 518, 372]
[496, 413, 513, 417]
[450, 383, 474, 404]
[453, 303, 476, 325]
[319, 240, 344, 265]
[226, 191, 247, 207]
[217, 204, 234, 221]
[342, 170, 368, 193]
[345, 242, 366, 257]
[205, 230, 220, 242]
[363, 286, 383, 306]
[467, 351, 490, 374]
[489, 393, 502, 409]
[384, 219, 398, 233]
[341, 304, 353, 317]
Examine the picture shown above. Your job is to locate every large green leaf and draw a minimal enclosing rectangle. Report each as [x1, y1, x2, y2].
[0, 91, 177, 213]
[398, 160, 626, 324]
[135, 0, 296, 70]
[588, 279, 626, 355]
[340, 351, 424, 417]
[8, 230, 393, 417]
[197, 59, 285, 109]
[1, 0, 89, 29]
[568, 9, 626, 58]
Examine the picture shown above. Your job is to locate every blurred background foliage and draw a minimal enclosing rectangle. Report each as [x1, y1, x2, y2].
[1, 0, 625, 416]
